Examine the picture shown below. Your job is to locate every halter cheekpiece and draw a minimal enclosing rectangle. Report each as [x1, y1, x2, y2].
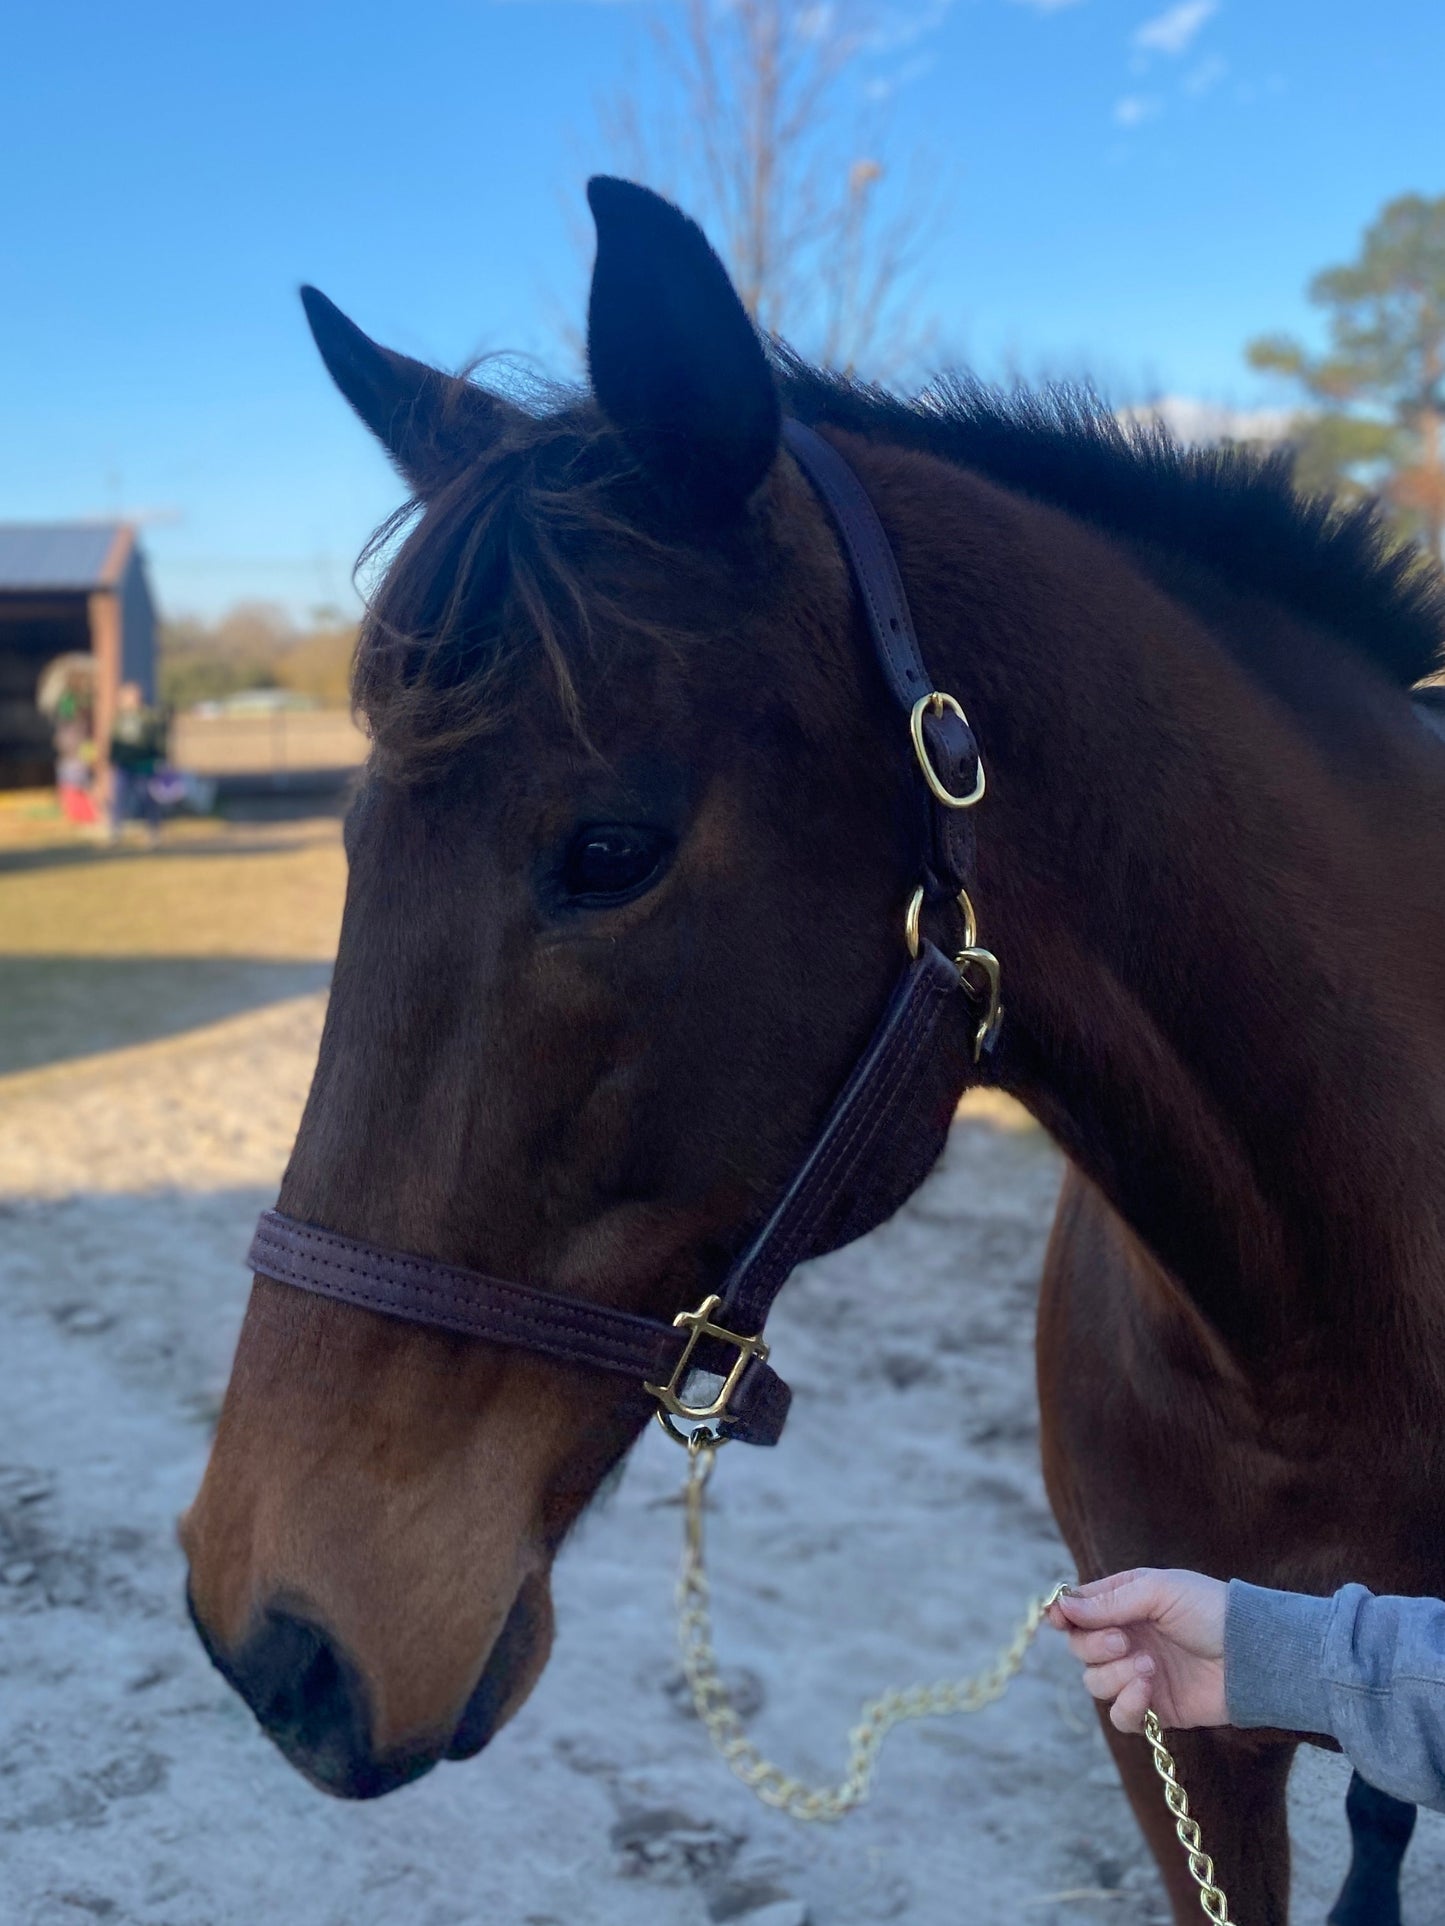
[248, 420, 1002, 1449]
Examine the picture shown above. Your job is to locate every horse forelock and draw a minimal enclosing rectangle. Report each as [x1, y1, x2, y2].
[348, 392, 865, 783]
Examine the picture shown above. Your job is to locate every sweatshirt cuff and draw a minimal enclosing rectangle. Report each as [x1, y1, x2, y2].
[1224, 1579, 1335, 1735]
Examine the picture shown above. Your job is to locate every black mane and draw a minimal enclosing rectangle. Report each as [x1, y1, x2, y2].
[780, 356, 1445, 689]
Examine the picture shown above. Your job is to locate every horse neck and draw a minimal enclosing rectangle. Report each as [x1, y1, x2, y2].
[878, 448, 1445, 1363]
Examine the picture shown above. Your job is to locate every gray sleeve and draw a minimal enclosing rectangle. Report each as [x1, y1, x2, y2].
[1226, 1579, 1445, 1812]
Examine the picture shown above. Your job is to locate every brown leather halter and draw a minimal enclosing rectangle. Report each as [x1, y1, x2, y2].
[248, 420, 1000, 1448]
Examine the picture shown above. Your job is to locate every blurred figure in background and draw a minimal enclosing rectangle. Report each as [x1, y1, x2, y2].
[51, 685, 99, 827]
[38, 654, 101, 828]
[109, 682, 168, 845]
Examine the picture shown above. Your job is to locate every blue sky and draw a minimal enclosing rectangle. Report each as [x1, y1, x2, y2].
[2, 0, 1441, 619]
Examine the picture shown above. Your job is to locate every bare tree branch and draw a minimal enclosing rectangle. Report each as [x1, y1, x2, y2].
[597, 0, 944, 379]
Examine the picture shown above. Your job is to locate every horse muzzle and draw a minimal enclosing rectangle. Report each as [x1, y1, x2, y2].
[187, 1573, 553, 1799]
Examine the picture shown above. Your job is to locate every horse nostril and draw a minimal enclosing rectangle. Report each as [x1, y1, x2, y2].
[232, 1608, 379, 1794]
[188, 1592, 441, 1799]
[257, 1615, 348, 1735]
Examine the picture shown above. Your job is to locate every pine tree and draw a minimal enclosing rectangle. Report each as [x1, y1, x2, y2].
[1247, 194, 1445, 559]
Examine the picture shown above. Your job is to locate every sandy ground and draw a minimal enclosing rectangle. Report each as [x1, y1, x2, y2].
[3, 833, 1444, 1922]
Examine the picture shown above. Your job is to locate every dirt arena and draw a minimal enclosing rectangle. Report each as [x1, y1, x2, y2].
[1, 813, 1439, 1924]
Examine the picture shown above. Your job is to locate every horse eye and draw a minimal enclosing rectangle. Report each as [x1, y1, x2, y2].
[561, 825, 672, 904]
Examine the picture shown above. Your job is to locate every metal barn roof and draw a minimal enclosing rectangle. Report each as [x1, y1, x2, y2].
[0, 523, 131, 593]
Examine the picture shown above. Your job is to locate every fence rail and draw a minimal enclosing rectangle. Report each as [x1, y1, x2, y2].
[171, 710, 367, 776]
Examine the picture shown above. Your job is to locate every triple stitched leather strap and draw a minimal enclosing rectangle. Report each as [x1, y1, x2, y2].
[248, 1208, 797, 1444]
[718, 939, 961, 1336]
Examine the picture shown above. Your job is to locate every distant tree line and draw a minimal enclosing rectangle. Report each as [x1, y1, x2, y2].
[159, 603, 357, 711]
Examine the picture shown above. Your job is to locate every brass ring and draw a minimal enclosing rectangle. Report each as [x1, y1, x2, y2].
[955, 885, 979, 953]
[909, 692, 985, 809]
[656, 1410, 731, 1450]
[904, 885, 924, 959]
[905, 884, 980, 960]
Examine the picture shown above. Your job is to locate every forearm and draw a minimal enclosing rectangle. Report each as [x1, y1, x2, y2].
[1227, 1581, 1445, 1811]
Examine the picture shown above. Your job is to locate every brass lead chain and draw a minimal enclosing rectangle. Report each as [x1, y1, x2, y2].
[677, 1438, 1054, 1823]
[1144, 1712, 1236, 1923]
[676, 1438, 1237, 1921]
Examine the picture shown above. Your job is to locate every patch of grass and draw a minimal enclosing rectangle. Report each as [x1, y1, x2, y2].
[0, 821, 346, 960]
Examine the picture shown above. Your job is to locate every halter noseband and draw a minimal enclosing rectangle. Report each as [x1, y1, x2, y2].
[248, 420, 1000, 1448]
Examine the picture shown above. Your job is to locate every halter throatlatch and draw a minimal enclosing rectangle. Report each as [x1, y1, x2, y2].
[247, 418, 1001, 1449]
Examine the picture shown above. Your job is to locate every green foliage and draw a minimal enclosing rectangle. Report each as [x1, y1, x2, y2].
[159, 602, 358, 711]
[1245, 193, 1445, 556]
[1286, 413, 1403, 504]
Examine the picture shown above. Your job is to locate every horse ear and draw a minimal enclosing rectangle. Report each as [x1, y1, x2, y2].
[300, 286, 507, 495]
[586, 178, 781, 513]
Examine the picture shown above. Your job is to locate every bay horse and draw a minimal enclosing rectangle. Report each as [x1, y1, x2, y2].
[181, 179, 1445, 1923]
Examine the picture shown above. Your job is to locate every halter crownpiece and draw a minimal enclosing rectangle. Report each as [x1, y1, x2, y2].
[247, 419, 1001, 1448]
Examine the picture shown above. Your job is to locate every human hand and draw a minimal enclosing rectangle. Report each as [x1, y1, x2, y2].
[1046, 1568, 1228, 1734]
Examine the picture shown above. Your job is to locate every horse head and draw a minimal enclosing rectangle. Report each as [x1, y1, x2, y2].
[180, 180, 924, 1797]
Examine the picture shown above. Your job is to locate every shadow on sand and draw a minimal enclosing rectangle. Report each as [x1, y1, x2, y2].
[0, 826, 341, 880]
[0, 956, 332, 1078]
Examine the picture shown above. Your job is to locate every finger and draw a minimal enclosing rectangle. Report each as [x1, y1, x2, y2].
[1082, 1651, 1155, 1703]
[1110, 1674, 1154, 1735]
[1057, 1572, 1166, 1630]
[1067, 1627, 1131, 1664]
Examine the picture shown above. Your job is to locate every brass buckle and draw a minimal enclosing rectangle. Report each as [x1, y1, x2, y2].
[905, 884, 1003, 1060]
[909, 692, 985, 809]
[645, 1293, 769, 1447]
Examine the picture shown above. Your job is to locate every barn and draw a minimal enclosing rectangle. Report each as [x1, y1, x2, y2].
[0, 522, 157, 789]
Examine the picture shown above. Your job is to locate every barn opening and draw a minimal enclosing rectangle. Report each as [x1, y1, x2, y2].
[0, 523, 156, 789]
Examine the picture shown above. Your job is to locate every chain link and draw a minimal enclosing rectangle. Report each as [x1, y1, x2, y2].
[676, 1436, 1238, 1920]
